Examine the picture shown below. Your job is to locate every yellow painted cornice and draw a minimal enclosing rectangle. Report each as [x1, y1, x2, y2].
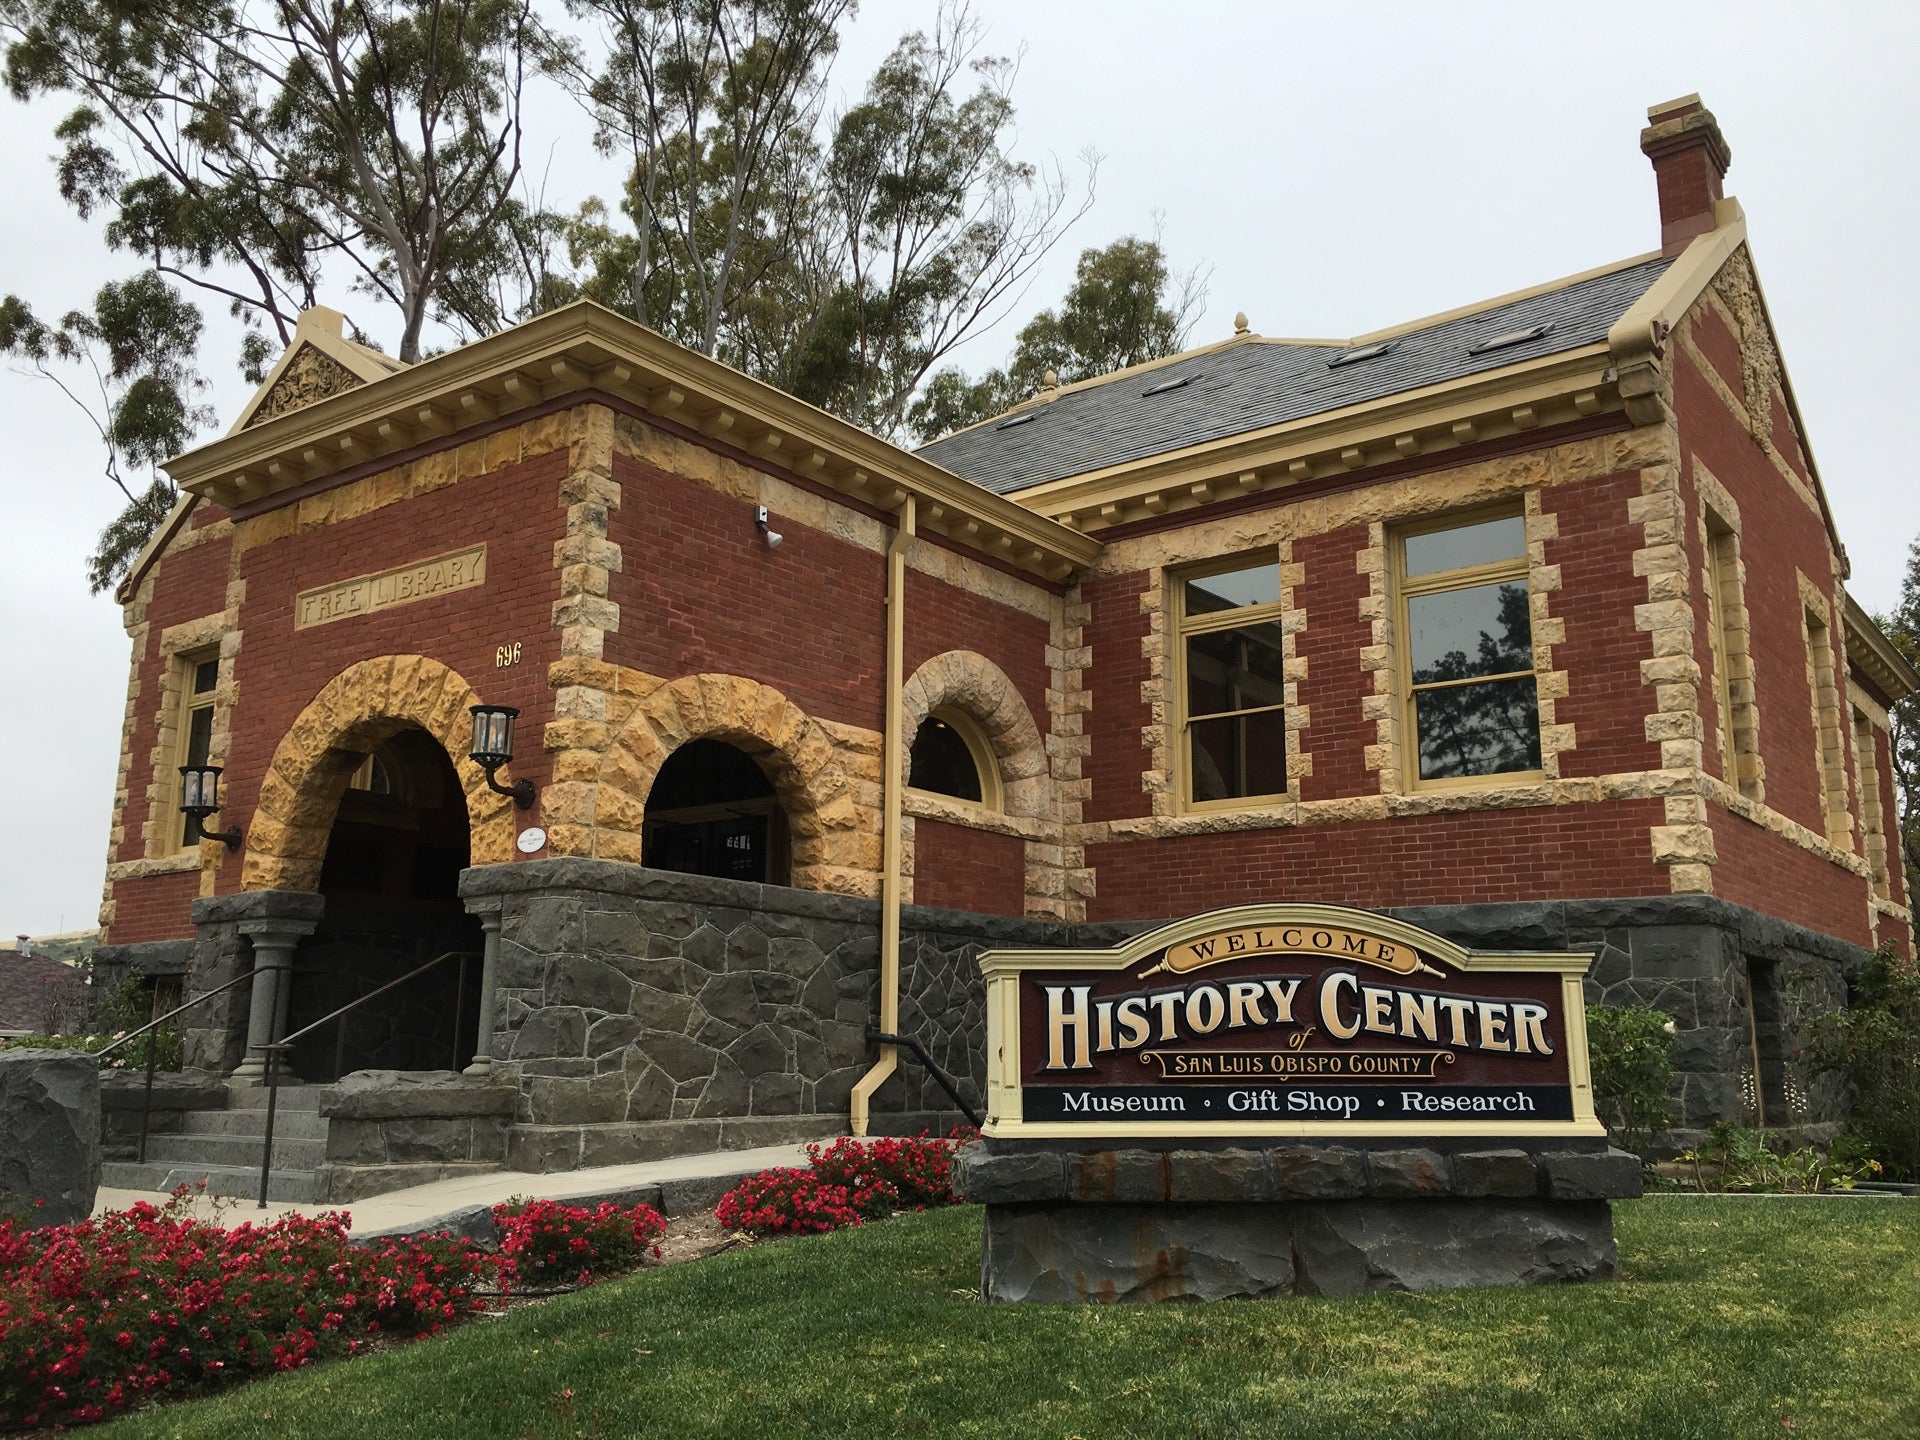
[1844, 595, 1920, 703]
[165, 301, 1099, 582]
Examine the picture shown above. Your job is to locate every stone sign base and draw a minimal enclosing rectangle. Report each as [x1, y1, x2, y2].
[956, 1142, 1642, 1302]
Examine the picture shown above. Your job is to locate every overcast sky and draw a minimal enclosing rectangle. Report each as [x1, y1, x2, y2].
[2, 2, 1915, 939]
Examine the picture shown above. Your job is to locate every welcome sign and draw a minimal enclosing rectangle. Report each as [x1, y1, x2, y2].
[979, 903, 1603, 1140]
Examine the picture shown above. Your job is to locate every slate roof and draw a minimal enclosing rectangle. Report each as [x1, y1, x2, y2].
[915, 254, 1675, 494]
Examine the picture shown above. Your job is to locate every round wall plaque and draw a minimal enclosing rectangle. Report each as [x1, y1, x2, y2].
[516, 827, 548, 854]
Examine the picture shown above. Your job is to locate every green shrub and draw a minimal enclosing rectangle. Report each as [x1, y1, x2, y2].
[1585, 1003, 1675, 1157]
[0, 1020, 181, 1072]
[1804, 948, 1920, 1180]
[1679, 1122, 1881, 1193]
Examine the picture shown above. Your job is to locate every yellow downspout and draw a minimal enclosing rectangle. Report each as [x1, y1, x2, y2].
[850, 493, 915, 1137]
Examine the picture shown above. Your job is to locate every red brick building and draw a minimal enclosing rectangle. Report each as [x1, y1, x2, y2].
[92, 95, 1912, 1191]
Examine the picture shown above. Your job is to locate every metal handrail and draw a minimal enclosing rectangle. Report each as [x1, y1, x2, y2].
[867, 1028, 983, 1129]
[254, 948, 480, 1207]
[97, 969, 256, 1165]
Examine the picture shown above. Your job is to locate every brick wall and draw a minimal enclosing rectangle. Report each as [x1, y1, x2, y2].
[1675, 350, 1839, 836]
[606, 454, 887, 731]
[215, 449, 569, 890]
[103, 870, 202, 945]
[1708, 808, 1871, 947]
[1546, 471, 1661, 778]
[1084, 799, 1668, 922]
[912, 818, 1026, 917]
[1293, 526, 1373, 801]
[904, 568, 1051, 734]
[1081, 571, 1152, 823]
[114, 531, 236, 867]
[150, 533, 231, 624]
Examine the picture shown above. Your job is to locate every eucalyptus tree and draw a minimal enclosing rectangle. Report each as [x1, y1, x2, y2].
[909, 233, 1206, 440]
[2, 0, 550, 585]
[559, 0, 1094, 438]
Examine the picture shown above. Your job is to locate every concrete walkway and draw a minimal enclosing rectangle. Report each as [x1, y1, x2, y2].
[92, 1139, 829, 1234]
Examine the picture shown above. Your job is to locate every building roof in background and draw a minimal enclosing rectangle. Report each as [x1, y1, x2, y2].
[0, 950, 87, 1035]
[915, 254, 1676, 494]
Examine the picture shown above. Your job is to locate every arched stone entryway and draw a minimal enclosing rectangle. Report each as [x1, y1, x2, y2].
[235, 656, 510, 1078]
[245, 655, 515, 892]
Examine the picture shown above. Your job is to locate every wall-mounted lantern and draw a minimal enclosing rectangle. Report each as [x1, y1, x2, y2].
[469, 704, 537, 809]
[178, 764, 243, 850]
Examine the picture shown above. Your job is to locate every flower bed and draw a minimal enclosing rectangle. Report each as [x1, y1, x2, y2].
[492, 1198, 666, 1289]
[715, 1130, 975, 1237]
[0, 1191, 495, 1430]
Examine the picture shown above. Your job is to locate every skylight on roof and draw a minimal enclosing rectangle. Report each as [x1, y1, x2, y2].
[996, 411, 1036, 431]
[1467, 322, 1556, 356]
[1141, 376, 1191, 397]
[1328, 339, 1400, 369]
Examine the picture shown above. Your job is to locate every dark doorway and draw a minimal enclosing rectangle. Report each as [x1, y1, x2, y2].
[287, 727, 484, 1080]
[643, 739, 790, 885]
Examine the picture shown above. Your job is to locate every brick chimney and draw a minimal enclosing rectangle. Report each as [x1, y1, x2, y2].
[1641, 94, 1732, 254]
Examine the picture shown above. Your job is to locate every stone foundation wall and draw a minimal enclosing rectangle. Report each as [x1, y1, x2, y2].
[1386, 896, 1867, 1142]
[458, 859, 1067, 1169]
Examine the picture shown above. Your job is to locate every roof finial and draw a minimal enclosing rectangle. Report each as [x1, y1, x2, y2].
[1233, 311, 1250, 336]
[1041, 369, 1059, 391]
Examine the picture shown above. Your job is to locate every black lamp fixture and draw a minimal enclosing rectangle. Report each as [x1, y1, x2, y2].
[178, 764, 243, 851]
[469, 704, 537, 809]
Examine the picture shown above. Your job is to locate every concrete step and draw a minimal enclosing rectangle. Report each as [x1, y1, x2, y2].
[101, 1161, 320, 1205]
[176, 1108, 329, 1141]
[225, 1086, 325, 1112]
[142, 1133, 328, 1170]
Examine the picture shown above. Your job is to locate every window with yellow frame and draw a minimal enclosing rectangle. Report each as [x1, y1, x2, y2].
[1175, 553, 1289, 806]
[174, 650, 220, 848]
[1395, 510, 1542, 787]
[908, 708, 1001, 811]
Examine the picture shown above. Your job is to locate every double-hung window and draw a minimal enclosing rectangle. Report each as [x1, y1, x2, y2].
[1397, 511, 1542, 785]
[1177, 555, 1289, 806]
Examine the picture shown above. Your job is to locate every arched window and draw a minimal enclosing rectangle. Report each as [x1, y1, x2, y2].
[643, 739, 790, 884]
[908, 710, 999, 809]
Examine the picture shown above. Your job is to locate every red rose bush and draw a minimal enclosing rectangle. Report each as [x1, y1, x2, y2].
[0, 1190, 495, 1431]
[714, 1128, 975, 1237]
[490, 1199, 666, 1289]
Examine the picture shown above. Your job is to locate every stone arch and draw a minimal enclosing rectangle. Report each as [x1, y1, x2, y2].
[595, 673, 872, 893]
[243, 655, 514, 892]
[901, 650, 1053, 822]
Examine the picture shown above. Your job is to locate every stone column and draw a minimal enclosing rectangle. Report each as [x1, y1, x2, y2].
[229, 918, 318, 1086]
[463, 900, 504, 1077]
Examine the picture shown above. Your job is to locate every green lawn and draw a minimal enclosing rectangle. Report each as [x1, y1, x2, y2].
[95, 1197, 1920, 1440]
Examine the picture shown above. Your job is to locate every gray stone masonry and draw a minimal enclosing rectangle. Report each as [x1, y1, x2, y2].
[0, 1049, 102, 1225]
[89, 939, 193, 1032]
[182, 891, 325, 1074]
[955, 1143, 1645, 1207]
[147, 869, 1868, 1175]
[458, 859, 1063, 1167]
[979, 1199, 1619, 1302]
[318, 1069, 516, 1169]
[98, 1071, 225, 1158]
[959, 1140, 1636, 1302]
[1385, 896, 1870, 1140]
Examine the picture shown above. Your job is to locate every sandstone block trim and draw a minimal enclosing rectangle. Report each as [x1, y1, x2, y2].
[243, 654, 515, 892]
[585, 669, 881, 896]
